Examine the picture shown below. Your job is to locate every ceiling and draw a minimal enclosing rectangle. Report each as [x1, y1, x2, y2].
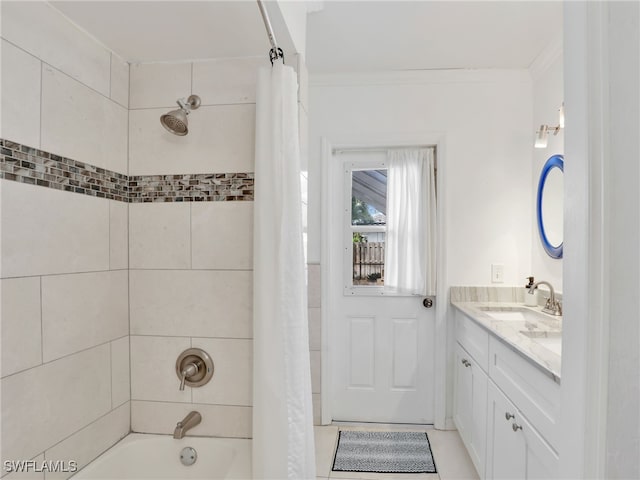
[50, 1, 562, 72]
[50, 1, 274, 63]
[306, 1, 562, 72]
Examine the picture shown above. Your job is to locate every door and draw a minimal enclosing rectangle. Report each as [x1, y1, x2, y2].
[328, 149, 435, 424]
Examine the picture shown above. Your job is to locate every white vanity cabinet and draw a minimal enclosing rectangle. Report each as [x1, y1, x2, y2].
[453, 312, 489, 478]
[453, 309, 560, 480]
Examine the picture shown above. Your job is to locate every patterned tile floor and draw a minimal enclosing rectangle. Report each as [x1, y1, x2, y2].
[314, 424, 479, 480]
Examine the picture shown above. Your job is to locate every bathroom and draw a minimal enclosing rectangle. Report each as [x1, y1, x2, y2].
[1, 1, 638, 479]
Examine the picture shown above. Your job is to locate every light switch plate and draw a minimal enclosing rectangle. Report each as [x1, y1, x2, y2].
[491, 264, 504, 283]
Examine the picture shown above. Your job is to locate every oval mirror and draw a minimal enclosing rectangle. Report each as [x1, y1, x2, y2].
[537, 155, 564, 259]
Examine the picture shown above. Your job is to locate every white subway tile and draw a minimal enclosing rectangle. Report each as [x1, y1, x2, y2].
[41, 64, 127, 174]
[191, 202, 253, 270]
[1, 181, 109, 278]
[191, 338, 252, 407]
[192, 57, 267, 105]
[1, 277, 42, 377]
[130, 270, 252, 338]
[44, 402, 129, 480]
[308, 307, 321, 351]
[310, 351, 321, 394]
[41, 271, 128, 362]
[1, 2, 111, 96]
[130, 336, 191, 403]
[312, 393, 322, 426]
[4, 453, 45, 480]
[128, 104, 255, 176]
[129, 202, 191, 269]
[308, 264, 321, 308]
[129, 62, 191, 109]
[1, 345, 111, 463]
[110, 53, 129, 108]
[1, 40, 41, 148]
[131, 401, 251, 438]
[111, 337, 130, 408]
[109, 201, 128, 270]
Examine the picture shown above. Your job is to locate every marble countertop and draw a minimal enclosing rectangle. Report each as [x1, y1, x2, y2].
[451, 301, 562, 383]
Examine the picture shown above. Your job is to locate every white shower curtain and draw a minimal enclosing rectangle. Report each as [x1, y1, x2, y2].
[385, 148, 437, 295]
[252, 63, 316, 480]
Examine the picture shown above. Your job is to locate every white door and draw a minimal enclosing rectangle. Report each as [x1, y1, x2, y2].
[328, 149, 435, 424]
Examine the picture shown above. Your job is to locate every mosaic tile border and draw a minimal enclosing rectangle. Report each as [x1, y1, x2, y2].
[0, 139, 128, 201]
[0, 139, 254, 202]
[129, 173, 253, 203]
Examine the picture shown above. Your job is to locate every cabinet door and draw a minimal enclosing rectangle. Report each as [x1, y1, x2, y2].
[486, 382, 526, 479]
[486, 382, 559, 480]
[453, 343, 487, 478]
[453, 343, 472, 440]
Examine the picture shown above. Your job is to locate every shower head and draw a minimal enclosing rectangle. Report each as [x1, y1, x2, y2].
[160, 95, 201, 136]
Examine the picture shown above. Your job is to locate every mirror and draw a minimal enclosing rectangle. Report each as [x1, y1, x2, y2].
[537, 155, 564, 259]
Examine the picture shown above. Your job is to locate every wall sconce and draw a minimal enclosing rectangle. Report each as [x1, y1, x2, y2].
[534, 103, 564, 149]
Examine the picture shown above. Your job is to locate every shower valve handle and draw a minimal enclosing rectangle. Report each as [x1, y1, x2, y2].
[179, 362, 199, 391]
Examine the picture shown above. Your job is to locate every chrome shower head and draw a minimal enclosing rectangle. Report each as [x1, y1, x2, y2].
[160, 95, 201, 136]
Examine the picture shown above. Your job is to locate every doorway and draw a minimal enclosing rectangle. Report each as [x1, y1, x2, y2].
[325, 146, 438, 424]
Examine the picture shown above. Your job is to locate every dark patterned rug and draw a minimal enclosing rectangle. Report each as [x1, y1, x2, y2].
[332, 431, 437, 473]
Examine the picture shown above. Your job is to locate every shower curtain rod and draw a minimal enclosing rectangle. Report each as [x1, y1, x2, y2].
[256, 0, 284, 65]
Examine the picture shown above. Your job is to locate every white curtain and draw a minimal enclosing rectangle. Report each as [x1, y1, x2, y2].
[252, 63, 316, 480]
[384, 148, 437, 295]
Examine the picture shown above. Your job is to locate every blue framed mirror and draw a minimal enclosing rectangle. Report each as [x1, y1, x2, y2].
[537, 154, 564, 259]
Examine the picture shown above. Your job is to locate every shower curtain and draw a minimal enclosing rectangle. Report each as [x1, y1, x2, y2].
[252, 63, 316, 480]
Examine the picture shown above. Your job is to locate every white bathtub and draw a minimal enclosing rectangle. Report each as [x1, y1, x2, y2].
[73, 434, 252, 479]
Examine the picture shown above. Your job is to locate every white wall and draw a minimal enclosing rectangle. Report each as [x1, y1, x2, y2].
[531, 49, 564, 291]
[308, 70, 534, 286]
[1, 2, 129, 477]
[604, 2, 639, 476]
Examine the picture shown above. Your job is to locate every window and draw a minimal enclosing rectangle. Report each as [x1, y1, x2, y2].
[351, 169, 387, 286]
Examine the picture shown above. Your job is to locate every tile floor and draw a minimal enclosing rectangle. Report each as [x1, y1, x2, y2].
[314, 424, 479, 480]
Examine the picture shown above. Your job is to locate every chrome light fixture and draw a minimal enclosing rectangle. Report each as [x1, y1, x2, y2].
[534, 102, 564, 149]
[535, 125, 549, 148]
[160, 95, 201, 136]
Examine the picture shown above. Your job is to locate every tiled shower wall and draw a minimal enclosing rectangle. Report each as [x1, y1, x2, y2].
[126, 58, 264, 437]
[1, 2, 130, 477]
[126, 54, 320, 435]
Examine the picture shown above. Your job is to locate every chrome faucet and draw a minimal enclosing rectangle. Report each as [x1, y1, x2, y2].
[529, 280, 562, 316]
[173, 411, 202, 439]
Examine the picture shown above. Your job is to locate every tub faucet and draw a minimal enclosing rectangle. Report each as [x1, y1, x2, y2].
[173, 411, 202, 439]
[529, 280, 562, 316]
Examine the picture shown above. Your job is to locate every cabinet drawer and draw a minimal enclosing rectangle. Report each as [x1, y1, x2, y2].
[456, 310, 489, 372]
[488, 336, 560, 450]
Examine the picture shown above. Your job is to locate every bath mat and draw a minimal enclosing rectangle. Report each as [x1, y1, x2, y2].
[332, 430, 437, 474]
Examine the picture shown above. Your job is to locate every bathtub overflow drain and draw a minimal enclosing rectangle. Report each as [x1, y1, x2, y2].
[180, 446, 197, 466]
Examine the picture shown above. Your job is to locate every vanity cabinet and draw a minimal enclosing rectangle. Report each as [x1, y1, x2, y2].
[453, 309, 560, 480]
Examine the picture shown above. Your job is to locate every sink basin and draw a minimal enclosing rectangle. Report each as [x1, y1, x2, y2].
[520, 330, 562, 355]
[479, 306, 552, 323]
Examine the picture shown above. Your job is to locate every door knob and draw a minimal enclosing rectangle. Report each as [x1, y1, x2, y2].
[505, 412, 515, 421]
[423, 298, 433, 308]
[512, 423, 523, 432]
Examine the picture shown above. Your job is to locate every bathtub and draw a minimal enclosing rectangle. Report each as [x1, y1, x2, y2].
[73, 433, 251, 479]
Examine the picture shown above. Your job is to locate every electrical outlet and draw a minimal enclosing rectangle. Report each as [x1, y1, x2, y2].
[491, 264, 504, 283]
